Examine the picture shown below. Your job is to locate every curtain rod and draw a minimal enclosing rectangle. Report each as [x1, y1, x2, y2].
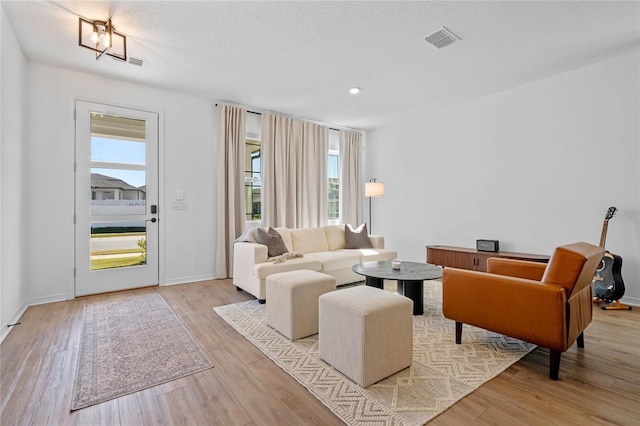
[216, 103, 341, 132]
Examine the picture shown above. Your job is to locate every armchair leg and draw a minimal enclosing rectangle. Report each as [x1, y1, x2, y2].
[577, 332, 585, 349]
[550, 350, 561, 380]
[455, 322, 462, 344]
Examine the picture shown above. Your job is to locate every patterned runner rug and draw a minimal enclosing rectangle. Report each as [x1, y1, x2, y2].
[214, 281, 535, 425]
[72, 293, 213, 410]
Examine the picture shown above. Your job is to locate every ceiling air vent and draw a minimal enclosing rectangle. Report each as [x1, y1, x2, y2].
[424, 27, 461, 49]
[127, 57, 146, 67]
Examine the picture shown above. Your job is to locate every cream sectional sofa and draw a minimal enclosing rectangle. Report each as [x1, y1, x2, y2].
[233, 225, 397, 302]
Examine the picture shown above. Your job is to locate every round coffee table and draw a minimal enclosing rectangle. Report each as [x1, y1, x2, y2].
[352, 261, 443, 315]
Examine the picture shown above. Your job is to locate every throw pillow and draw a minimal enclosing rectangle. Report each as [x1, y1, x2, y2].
[256, 227, 289, 258]
[345, 223, 373, 249]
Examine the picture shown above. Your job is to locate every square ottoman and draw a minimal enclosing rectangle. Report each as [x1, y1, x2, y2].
[266, 270, 337, 340]
[319, 285, 413, 387]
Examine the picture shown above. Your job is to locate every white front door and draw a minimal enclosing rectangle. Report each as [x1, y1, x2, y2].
[75, 100, 159, 296]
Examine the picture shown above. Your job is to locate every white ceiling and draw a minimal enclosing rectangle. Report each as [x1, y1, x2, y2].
[3, 1, 639, 130]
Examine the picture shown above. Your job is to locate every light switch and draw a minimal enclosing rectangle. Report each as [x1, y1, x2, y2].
[172, 201, 188, 210]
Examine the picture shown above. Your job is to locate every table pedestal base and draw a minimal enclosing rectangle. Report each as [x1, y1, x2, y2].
[397, 280, 424, 315]
[366, 276, 383, 289]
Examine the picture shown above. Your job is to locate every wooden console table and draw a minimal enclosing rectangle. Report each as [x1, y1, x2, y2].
[426, 245, 550, 272]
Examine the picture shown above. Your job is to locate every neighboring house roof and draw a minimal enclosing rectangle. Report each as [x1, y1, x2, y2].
[91, 173, 145, 192]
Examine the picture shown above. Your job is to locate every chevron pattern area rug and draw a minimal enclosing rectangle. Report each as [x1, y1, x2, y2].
[214, 281, 535, 425]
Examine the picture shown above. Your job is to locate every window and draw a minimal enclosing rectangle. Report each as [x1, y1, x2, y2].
[328, 151, 340, 222]
[242, 127, 341, 225]
[245, 138, 261, 221]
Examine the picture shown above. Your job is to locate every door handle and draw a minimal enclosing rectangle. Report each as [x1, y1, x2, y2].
[146, 218, 157, 223]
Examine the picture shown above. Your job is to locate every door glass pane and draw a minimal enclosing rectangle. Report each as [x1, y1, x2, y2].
[91, 137, 146, 164]
[90, 221, 147, 270]
[91, 168, 146, 215]
[90, 114, 146, 152]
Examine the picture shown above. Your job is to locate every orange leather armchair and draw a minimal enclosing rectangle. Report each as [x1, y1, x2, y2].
[442, 242, 605, 380]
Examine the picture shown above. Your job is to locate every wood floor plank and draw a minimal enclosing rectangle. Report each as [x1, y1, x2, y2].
[117, 389, 165, 426]
[247, 357, 341, 425]
[189, 369, 254, 426]
[156, 384, 214, 426]
[1, 278, 639, 426]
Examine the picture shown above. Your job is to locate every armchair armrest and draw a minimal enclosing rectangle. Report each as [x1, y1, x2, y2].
[442, 268, 567, 350]
[486, 258, 547, 281]
[369, 235, 385, 249]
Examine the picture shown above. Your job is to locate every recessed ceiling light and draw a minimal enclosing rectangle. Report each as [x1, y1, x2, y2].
[349, 87, 361, 95]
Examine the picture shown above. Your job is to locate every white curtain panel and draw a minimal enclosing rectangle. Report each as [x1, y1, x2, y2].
[262, 113, 328, 228]
[339, 130, 364, 227]
[215, 104, 246, 278]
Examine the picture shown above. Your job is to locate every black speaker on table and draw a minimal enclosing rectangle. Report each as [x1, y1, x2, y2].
[476, 239, 499, 252]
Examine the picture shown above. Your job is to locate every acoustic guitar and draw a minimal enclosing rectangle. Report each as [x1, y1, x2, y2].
[592, 206, 631, 310]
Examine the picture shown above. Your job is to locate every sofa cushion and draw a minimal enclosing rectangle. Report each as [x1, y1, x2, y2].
[345, 223, 373, 249]
[338, 248, 398, 263]
[274, 227, 294, 252]
[256, 227, 289, 258]
[324, 225, 346, 251]
[306, 251, 360, 272]
[254, 257, 322, 279]
[291, 227, 329, 253]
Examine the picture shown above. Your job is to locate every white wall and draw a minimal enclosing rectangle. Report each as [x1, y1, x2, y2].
[1, 7, 29, 339]
[366, 50, 640, 306]
[25, 63, 217, 304]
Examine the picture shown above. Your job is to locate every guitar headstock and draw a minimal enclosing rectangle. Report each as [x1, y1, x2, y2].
[605, 206, 617, 220]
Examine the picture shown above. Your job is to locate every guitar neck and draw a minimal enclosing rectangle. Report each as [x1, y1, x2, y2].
[599, 220, 609, 249]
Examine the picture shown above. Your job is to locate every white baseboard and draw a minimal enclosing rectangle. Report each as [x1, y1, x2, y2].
[1, 302, 28, 343]
[162, 274, 217, 286]
[1, 293, 69, 344]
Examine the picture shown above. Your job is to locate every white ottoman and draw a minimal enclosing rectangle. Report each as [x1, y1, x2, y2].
[266, 270, 336, 340]
[319, 285, 413, 387]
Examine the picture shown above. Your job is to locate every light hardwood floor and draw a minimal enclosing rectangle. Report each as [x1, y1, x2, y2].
[1, 279, 639, 425]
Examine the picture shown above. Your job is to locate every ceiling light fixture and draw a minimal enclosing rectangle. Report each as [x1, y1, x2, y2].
[349, 87, 361, 95]
[78, 17, 127, 61]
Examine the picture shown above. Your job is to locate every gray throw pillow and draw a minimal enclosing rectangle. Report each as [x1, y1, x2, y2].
[345, 223, 373, 249]
[256, 227, 289, 258]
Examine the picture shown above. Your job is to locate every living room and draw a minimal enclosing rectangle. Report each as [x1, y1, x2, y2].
[1, 1, 639, 424]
